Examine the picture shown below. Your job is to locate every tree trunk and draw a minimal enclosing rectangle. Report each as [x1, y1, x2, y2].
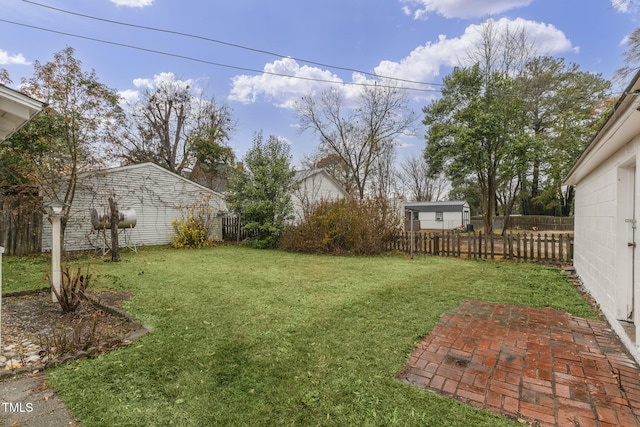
[108, 197, 120, 262]
[531, 160, 540, 215]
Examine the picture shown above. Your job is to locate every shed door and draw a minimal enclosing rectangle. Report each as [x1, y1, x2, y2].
[618, 163, 636, 322]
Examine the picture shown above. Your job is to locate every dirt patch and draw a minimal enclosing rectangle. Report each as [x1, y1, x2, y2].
[1, 290, 144, 374]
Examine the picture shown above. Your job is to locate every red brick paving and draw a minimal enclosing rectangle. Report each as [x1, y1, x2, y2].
[396, 300, 640, 426]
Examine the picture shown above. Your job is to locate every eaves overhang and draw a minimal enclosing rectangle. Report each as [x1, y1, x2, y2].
[564, 70, 640, 186]
[0, 84, 45, 143]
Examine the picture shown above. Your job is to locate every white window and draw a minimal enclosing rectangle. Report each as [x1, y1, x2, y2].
[436, 211, 443, 221]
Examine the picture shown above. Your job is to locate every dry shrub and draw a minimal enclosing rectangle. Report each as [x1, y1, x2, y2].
[281, 198, 401, 255]
[50, 266, 90, 313]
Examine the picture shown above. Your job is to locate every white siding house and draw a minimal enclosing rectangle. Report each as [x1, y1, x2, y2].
[42, 162, 226, 251]
[404, 201, 470, 231]
[291, 169, 349, 222]
[0, 84, 44, 141]
[564, 70, 640, 362]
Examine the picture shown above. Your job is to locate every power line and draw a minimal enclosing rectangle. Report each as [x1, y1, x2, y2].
[0, 19, 440, 94]
[21, 0, 443, 88]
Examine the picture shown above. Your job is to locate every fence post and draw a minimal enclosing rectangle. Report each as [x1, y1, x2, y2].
[445, 231, 450, 256]
[502, 233, 507, 260]
[544, 233, 549, 261]
[489, 233, 494, 260]
[569, 235, 574, 262]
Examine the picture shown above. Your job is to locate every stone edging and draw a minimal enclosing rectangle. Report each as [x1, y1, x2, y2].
[0, 292, 150, 380]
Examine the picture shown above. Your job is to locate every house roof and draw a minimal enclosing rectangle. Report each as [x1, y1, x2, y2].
[0, 85, 45, 142]
[404, 200, 469, 212]
[294, 168, 349, 198]
[564, 69, 640, 185]
[79, 162, 226, 199]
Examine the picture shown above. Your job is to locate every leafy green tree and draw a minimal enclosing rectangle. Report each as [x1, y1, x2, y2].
[448, 178, 482, 216]
[424, 64, 527, 234]
[2, 47, 122, 240]
[189, 117, 236, 192]
[227, 132, 295, 248]
[517, 56, 611, 216]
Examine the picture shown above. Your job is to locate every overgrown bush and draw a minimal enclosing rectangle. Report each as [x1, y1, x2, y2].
[226, 132, 296, 249]
[281, 198, 401, 255]
[171, 195, 221, 248]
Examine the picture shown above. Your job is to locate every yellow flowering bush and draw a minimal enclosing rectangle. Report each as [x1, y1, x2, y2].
[171, 195, 220, 248]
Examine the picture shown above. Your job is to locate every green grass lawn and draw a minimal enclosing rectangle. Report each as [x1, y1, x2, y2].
[4, 246, 596, 426]
[2, 253, 52, 294]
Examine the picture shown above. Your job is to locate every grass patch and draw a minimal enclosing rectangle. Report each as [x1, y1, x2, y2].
[7, 246, 594, 426]
[2, 253, 51, 294]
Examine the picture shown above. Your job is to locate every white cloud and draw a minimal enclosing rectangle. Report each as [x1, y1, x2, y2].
[400, 0, 533, 19]
[229, 18, 576, 108]
[111, 0, 153, 7]
[376, 17, 575, 87]
[611, 0, 635, 13]
[118, 89, 139, 105]
[132, 72, 194, 91]
[0, 49, 30, 65]
[120, 72, 196, 107]
[229, 57, 349, 108]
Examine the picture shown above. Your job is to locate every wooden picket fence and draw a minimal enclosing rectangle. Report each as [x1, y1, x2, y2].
[221, 215, 259, 242]
[386, 231, 574, 264]
[0, 197, 43, 256]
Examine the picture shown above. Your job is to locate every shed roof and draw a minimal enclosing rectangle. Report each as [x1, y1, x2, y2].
[78, 162, 226, 199]
[0, 85, 45, 142]
[404, 201, 469, 212]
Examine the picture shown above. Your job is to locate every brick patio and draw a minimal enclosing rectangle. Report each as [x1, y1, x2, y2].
[396, 300, 640, 426]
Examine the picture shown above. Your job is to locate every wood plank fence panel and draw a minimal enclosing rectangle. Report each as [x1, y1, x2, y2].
[386, 231, 574, 264]
[221, 215, 261, 242]
[0, 198, 43, 256]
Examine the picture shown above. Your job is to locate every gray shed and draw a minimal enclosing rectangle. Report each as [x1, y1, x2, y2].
[42, 162, 226, 251]
[404, 201, 470, 231]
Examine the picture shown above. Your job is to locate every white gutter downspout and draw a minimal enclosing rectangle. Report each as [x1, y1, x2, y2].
[0, 246, 4, 355]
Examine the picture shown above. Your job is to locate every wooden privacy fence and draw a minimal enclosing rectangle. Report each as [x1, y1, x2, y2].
[221, 215, 258, 242]
[0, 198, 43, 256]
[386, 231, 574, 264]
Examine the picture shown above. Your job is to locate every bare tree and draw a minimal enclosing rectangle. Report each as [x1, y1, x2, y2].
[399, 154, 447, 201]
[467, 19, 537, 75]
[617, 24, 640, 82]
[0, 69, 11, 85]
[114, 75, 235, 177]
[371, 143, 401, 199]
[296, 82, 416, 199]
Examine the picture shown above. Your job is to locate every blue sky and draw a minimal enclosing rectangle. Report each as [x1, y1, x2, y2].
[1, 0, 638, 166]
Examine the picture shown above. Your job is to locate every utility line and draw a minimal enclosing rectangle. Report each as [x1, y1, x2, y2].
[21, 0, 443, 88]
[0, 19, 440, 93]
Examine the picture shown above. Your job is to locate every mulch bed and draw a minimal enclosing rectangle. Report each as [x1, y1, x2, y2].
[1, 289, 147, 377]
